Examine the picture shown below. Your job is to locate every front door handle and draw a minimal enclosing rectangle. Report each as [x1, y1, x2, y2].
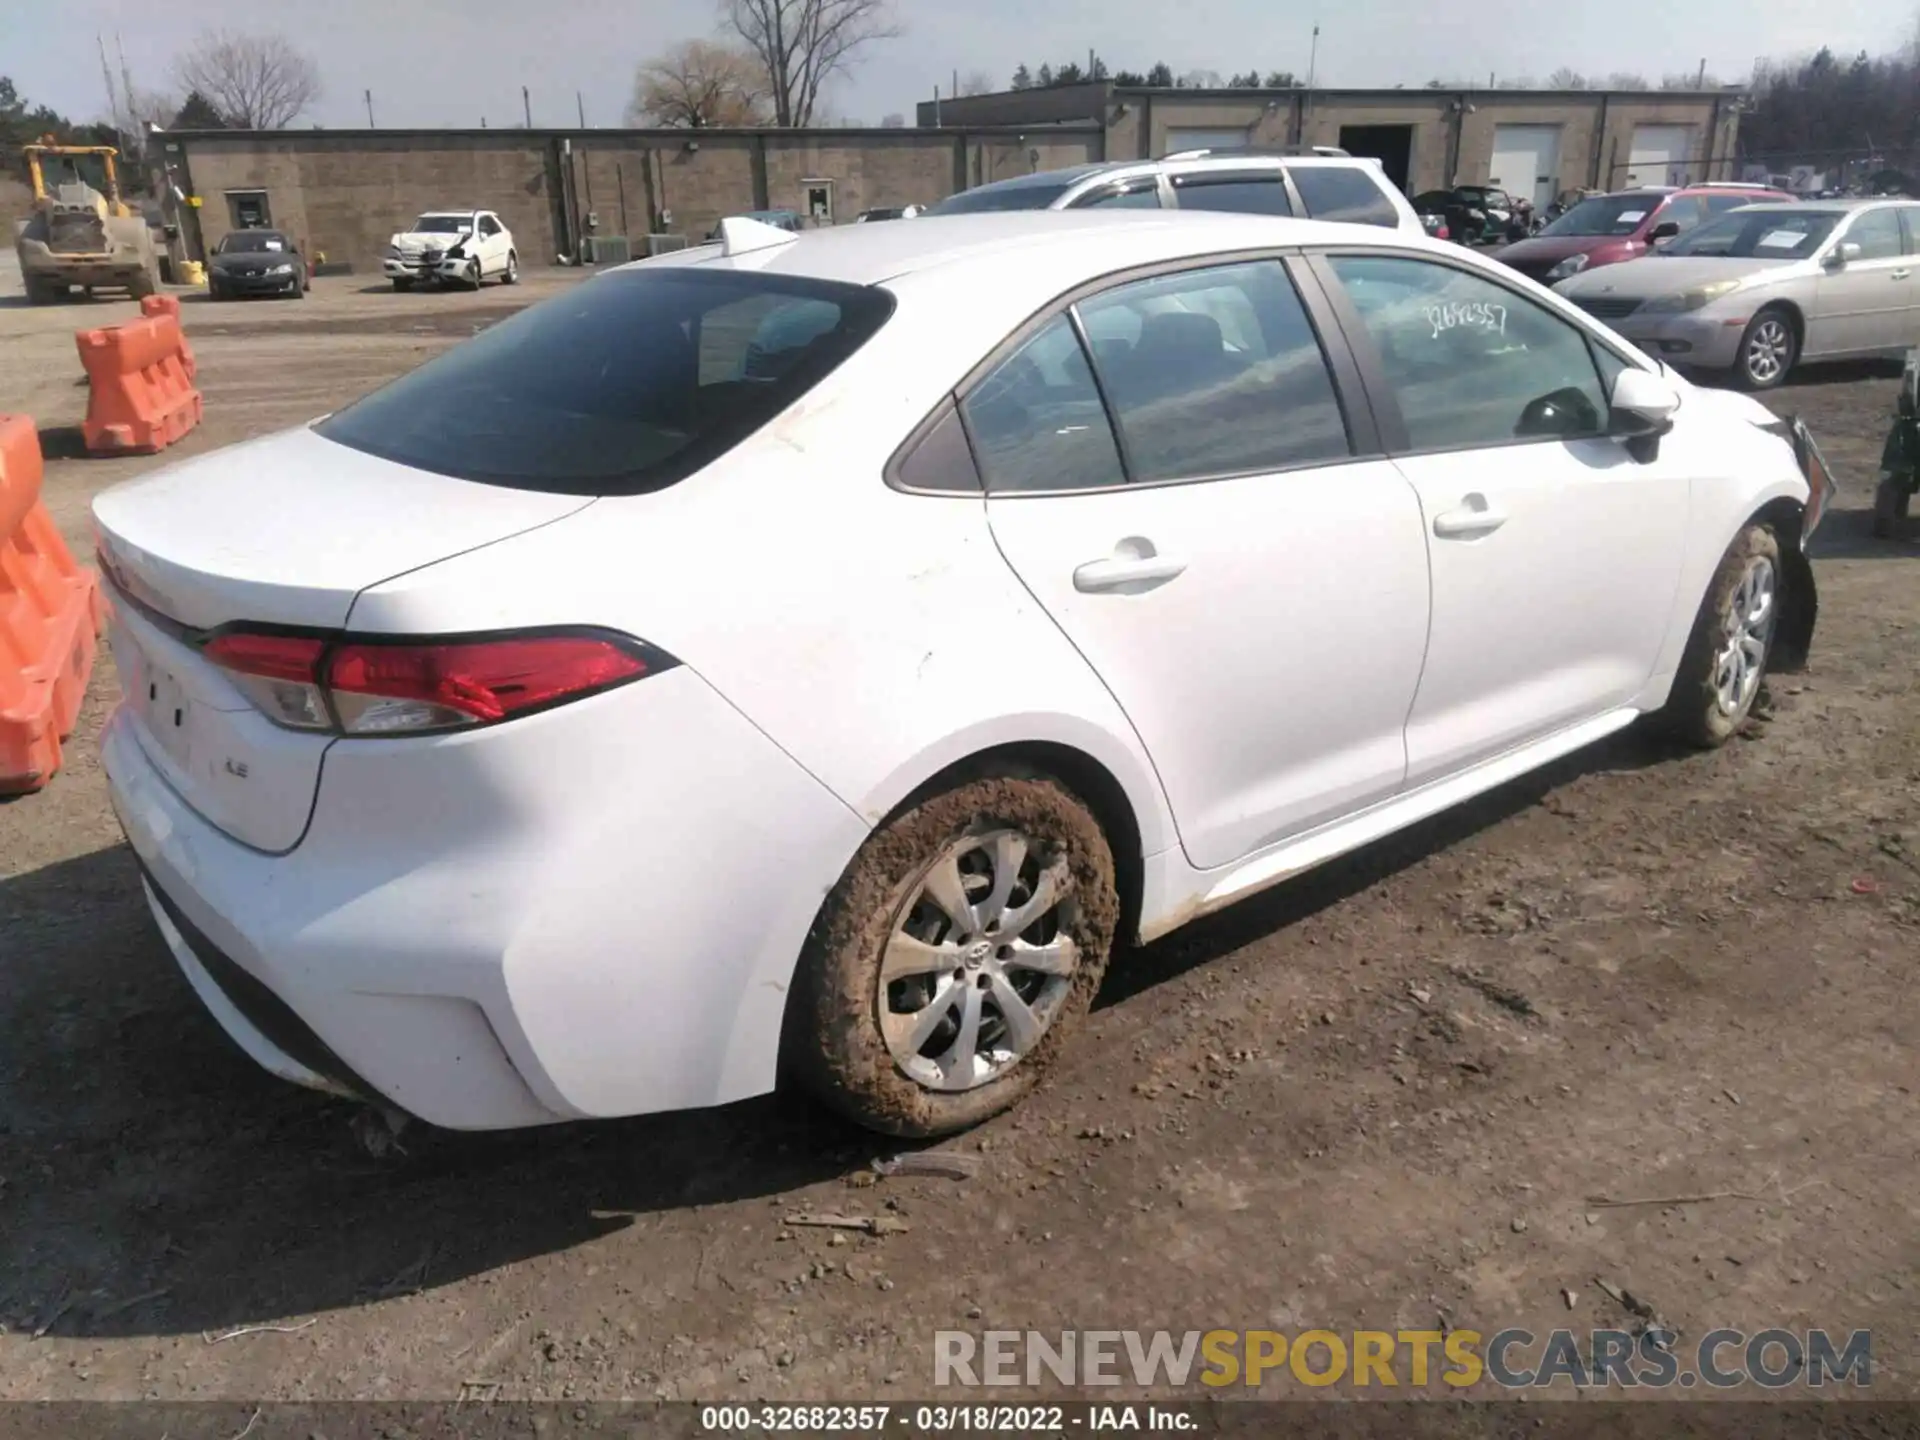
[1432, 494, 1509, 538]
[1072, 550, 1187, 593]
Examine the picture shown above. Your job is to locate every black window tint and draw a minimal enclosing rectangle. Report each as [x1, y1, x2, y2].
[1075, 183, 1163, 209]
[961, 316, 1124, 493]
[315, 269, 893, 495]
[1845, 208, 1904, 260]
[1289, 166, 1398, 227]
[1077, 261, 1349, 482]
[893, 397, 982, 493]
[1170, 174, 1293, 216]
[1328, 254, 1608, 451]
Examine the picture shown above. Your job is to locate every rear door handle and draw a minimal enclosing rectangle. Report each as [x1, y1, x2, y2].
[1072, 553, 1188, 592]
[1432, 495, 1509, 538]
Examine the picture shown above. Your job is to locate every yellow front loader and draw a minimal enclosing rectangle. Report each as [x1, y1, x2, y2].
[14, 140, 160, 303]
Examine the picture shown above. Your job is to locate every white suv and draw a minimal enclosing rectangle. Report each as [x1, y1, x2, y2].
[383, 210, 519, 291]
[923, 147, 1423, 233]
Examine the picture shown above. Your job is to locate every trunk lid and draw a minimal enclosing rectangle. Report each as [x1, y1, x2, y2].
[94, 425, 591, 851]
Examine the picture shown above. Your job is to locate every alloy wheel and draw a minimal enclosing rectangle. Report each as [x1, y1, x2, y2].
[1711, 555, 1777, 717]
[1744, 319, 1792, 386]
[878, 829, 1079, 1093]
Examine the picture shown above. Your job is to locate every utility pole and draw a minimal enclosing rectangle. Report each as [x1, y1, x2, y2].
[365, 89, 376, 126]
[1696, 57, 1707, 86]
[522, 86, 532, 128]
[96, 35, 124, 145]
[1306, 25, 1320, 90]
[577, 91, 586, 127]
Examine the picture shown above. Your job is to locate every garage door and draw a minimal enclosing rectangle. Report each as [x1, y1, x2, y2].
[1165, 126, 1251, 155]
[1490, 125, 1562, 209]
[1626, 126, 1697, 187]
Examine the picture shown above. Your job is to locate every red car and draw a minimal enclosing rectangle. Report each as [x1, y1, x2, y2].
[1495, 183, 1795, 285]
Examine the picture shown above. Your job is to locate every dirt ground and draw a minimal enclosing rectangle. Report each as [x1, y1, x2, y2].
[1, 267, 1917, 1405]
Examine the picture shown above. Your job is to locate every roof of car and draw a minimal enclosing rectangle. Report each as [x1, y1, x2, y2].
[625, 209, 1422, 288]
[1735, 199, 1914, 213]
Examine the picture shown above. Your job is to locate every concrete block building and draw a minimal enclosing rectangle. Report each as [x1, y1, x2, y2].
[150, 79, 1740, 273]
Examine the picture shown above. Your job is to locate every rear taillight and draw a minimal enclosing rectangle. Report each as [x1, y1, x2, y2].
[204, 632, 332, 730]
[204, 628, 667, 736]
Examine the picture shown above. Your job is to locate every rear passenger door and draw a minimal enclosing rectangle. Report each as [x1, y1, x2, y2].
[972, 258, 1432, 871]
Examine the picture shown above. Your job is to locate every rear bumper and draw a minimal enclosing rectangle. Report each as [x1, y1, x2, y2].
[101, 665, 870, 1130]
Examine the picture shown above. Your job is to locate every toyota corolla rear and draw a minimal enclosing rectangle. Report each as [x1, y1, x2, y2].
[95, 263, 893, 1129]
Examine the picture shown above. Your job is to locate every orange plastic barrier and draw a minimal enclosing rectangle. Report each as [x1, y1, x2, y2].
[77, 312, 203, 455]
[139, 293, 196, 381]
[0, 415, 104, 794]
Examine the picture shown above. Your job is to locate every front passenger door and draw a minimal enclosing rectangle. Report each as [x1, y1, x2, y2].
[1314, 251, 1691, 785]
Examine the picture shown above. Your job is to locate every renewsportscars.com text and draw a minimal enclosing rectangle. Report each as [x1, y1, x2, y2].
[933, 1327, 1872, 1390]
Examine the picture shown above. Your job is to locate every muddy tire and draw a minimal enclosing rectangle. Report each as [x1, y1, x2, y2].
[391, 277, 413, 292]
[503, 251, 519, 284]
[1873, 474, 1912, 539]
[1732, 306, 1797, 391]
[22, 275, 60, 305]
[784, 769, 1120, 1138]
[1658, 523, 1783, 748]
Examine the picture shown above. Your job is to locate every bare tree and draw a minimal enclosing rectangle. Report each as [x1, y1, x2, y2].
[879, 111, 906, 126]
[171, 31, 321, 129]
[1547, 67, 1589, 89]
[628, 40, 771, 126]
[959, 69, 994, 96]
[1495, 75, 1539, 89]
[720, 0, 899, 127]
[1604, 71, 1651, 90]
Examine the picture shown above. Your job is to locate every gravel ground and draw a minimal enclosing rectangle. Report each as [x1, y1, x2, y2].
[1, 270, 1916, 1404]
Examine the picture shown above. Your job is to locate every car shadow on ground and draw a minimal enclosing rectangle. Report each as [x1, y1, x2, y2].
[0, 722, 1699, 1342]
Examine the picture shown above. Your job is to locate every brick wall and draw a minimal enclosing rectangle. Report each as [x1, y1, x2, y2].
[171, 127, 1104, 268]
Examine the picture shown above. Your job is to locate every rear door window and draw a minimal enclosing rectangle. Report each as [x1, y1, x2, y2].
[1289, 165, 1399, 227]
[315, 269, 894, 495]
[1169, 173, 1293, 216]
[1075, 260, 1350, 480]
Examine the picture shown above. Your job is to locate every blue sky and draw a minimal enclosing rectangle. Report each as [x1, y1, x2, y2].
[11, 0, 1914, 130]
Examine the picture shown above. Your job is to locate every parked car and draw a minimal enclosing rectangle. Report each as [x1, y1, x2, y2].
[922, 149, 1424, 234]
[1453, 184, 1522, 241]
[855, 205, 923, 222]
[94, 209, 1827, 1141]
[1554, 199, 1920, 389]
[382, 210, 518, 291]
[1495, 183, 1793, 285]
[708, 210, 802, 239]
[1412, 190, 1478, 243]
[206, 229, 307, 301]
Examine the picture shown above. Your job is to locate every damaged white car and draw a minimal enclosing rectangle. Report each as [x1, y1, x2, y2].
[382, 209, 518, 291]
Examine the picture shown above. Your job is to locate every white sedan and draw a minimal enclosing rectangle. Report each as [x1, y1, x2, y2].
[95, 210, 1832, 1139]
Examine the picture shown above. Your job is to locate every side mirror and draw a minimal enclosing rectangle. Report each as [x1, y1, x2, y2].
[1823, 241, 1861, 269]
[1608, 367, 1680, 442]
[1646, 220, 1680, 242]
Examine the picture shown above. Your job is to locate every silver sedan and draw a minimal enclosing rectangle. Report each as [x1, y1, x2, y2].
[1553, 199, 1920, 389]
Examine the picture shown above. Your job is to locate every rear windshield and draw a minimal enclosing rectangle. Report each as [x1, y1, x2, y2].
[314, 267, 895, 495]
